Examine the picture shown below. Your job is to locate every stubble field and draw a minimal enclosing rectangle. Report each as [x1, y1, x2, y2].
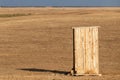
[0, 7, 120, 80]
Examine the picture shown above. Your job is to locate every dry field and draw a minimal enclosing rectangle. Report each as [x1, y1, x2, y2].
[0, 7, 120, 80]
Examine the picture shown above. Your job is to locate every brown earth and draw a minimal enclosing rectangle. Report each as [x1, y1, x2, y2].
[0, 7, 120, 80]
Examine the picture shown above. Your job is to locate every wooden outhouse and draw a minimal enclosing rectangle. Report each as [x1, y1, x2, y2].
[71, 27, 101, 76]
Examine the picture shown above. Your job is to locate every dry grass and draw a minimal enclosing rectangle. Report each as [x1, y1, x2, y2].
[0, 7, 120, 80]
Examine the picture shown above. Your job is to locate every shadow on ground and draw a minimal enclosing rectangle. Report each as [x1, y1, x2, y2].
[17, 68, 69, 75]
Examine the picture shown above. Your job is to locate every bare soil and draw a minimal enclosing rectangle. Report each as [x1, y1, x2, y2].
[0, 7, 120, 80]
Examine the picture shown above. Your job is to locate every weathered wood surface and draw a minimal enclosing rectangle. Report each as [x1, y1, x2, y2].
[72, 27, 100, 76]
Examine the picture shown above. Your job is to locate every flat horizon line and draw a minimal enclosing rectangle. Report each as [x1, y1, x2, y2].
[0, 6, 120, 8]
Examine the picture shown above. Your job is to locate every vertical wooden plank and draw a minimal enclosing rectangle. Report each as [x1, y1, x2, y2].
[90, 27, 95, 74]
[74, 28, 85, 74]
[89, 27, 95, 74]
[85, 27, 93, 74]
[92, 27, 99, 74]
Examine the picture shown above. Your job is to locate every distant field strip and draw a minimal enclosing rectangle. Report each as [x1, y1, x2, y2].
[0, 13, 31, 18]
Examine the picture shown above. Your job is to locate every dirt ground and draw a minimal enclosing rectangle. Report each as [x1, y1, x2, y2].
[0, 7, 120, 80]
